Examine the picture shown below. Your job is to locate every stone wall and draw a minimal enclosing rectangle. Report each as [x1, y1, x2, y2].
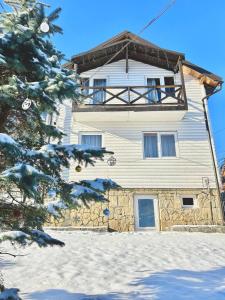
[49, 188, 224, 231]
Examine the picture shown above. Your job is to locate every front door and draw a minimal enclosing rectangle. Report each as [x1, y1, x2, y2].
[134, 195, 158, 230]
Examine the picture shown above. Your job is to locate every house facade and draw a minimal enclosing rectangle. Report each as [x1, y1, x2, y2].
[55, 31, 224, 231]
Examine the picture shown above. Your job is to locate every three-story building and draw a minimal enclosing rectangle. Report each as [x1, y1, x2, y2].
[56, 31, 223, 231]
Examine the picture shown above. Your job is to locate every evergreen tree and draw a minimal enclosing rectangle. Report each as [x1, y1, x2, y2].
[0, 1, 118, 298]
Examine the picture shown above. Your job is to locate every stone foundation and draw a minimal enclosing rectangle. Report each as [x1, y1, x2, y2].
[49, 188, 224, 231]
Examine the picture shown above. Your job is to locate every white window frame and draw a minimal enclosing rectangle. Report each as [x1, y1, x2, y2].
[90, 77, 108, 105]
[79, 131, 104, 147]
[143, 131, 179, 159]
[144, 76, 164, 86]
[144, 76, 164, 103]
[90, 76, 109, 87]
[181, 195, 197, 209]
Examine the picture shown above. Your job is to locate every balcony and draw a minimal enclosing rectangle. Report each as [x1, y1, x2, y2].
[73, 84, 188, 122]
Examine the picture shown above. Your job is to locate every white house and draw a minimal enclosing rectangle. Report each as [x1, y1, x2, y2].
[56, 31, 224, 231]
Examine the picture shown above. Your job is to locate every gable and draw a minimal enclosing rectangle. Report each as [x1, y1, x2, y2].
[65, 31, 222, 88]
[80, 59, 176, 81]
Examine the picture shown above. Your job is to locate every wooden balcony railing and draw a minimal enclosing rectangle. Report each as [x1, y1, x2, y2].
[73, 84, 188, 112]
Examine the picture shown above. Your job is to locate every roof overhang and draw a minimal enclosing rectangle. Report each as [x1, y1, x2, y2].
[182, 61, 223, 88]
[71, 39, 184, 74]
[65, 31, 223, 89]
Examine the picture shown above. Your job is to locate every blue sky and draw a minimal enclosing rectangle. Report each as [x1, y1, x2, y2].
[47, 0, 225, 165]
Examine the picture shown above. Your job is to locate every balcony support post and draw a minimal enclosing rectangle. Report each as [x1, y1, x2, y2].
[178, 57, 188, 109]
[128, 86, 131, 103]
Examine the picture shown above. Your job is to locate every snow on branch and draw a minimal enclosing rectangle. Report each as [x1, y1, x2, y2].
[0, 231, 29, 245]
[46, 178, 119, 216]
[0, 133, 21, 156]
[0, 134, 17, 146]
[30, 229, 65, 247]
[0, 163, 54, 198]
[80, 178, 120, 193]
[45, 200, 67, 217]
[25, 143, 113, 174]
[0, 230, 64, 247]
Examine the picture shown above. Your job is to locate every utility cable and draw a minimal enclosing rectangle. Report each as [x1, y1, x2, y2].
[81, 0, 176, 84]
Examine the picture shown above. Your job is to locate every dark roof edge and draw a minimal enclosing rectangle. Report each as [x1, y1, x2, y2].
[183, 60, 223, 83]
[71, 39, 185, 61]
[63, 31, 222, 86]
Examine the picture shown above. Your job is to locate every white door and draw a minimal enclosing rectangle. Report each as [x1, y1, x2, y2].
[134, 195, 158, 230]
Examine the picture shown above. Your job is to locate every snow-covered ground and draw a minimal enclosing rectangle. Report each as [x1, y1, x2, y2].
[1, 231, 225, 300]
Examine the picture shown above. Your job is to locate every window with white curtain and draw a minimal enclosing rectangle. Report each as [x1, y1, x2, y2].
[93, 79, 106, 104]
[144, 132, 177, 158]
[81, 134, 102, 148]
[144, 133, 158, 158]
[147, 78, 161, 103]
[161, 134, 176, 157]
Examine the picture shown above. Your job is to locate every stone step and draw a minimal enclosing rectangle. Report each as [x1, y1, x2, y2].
[44, 226, 108, 232]
[171, 225, 225, 233]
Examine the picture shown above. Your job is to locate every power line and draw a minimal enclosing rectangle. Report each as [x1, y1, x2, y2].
[82, 0, 176, 83]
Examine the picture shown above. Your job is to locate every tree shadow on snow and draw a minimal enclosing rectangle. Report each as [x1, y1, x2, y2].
[25, 290, 122, 300]
[0, 257, 15, 269]
[26, 267, 225, 300]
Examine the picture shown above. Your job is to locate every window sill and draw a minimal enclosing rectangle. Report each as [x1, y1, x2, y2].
[143, 156, 179, 160]
[182, 206, 197, 209]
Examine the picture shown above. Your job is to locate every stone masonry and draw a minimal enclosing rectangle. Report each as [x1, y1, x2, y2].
[49, 188, 224, 231]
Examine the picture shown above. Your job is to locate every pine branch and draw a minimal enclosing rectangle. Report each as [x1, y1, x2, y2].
[47, 7, 61, 22]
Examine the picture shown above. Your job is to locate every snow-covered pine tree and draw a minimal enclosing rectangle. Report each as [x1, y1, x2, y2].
[0, 1, 118, 297]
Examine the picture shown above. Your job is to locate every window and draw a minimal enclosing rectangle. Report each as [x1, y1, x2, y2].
[81, 134, 102, 148]
[161, 134, 176, 157]
[143, 132, 177, 158]
[147, 78, 161, 103]
[80, 78, 89, 96]
[164, 77, 175, 97]
[144, 134, 158, 158]
[181, 197, 195, 208]
[93, 79, 106, 104]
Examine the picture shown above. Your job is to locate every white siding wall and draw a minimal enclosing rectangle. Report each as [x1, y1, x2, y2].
[61, 59, 216, 189]
[81, 59, 181, 86]
[57, 100, 73, 180]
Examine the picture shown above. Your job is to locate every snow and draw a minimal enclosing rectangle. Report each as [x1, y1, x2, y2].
[70, 185, 103, 199]
[30, 230, 65, 247]
[0, 231, 29, 242]
[0, 134, 17, 145]
[1, 163, 53, 182]
[81, 178, 119, 192]
[37, 144, 103, 159]
[2, 231, 225, 299]
[46, 200, 68, 216]
[0, 230, 64, 248]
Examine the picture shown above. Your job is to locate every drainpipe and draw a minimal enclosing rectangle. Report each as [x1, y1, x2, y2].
[201, 82, 224, 223]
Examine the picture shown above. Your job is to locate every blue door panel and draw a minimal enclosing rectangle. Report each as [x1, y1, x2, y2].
[138, 199, 155, 227]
